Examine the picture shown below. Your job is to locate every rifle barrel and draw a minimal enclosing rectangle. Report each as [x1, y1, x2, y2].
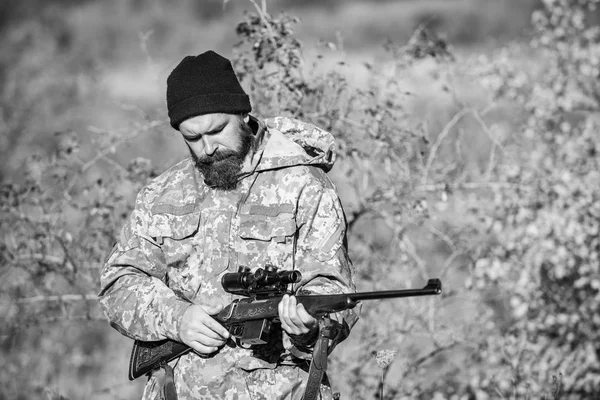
[348, 278, 442, 302]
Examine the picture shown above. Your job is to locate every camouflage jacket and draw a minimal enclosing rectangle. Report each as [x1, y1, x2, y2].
[98, 117, 358, 399]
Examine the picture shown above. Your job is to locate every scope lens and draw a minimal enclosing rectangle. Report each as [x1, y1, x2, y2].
[278, 270, 302, 284]
[221, 272, 255, 291]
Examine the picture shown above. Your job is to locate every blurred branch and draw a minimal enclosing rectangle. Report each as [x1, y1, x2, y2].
[117, 101, 153, 121]
[82, 120, 164, 173]
[94, 152, 128, 174]
[16, 293, 97, 304]
[35, 314, 104, 324]
[138, 30, 155, 72]
[415, 181, 529, 192]
[61, 120, 166, 198]
[93, 382, 139, 400]
[428, 296, 436, 333]
[400, 235, 428, 282]
[55, 234, 79, 276]
[410, 341, 459, 371]
[16, 253, 84, 271]
[426, 223, 457, 252]
[249, 0, 276, 43]
[422, 107, 504, 186]
[440, 250, 463, 279]
[470, 109, 505, 180]
[422, 108, 471, 185]
[338, 116, 379, 138]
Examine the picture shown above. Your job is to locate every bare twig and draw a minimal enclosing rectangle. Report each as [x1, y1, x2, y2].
[93, 150, 129, 174]
[118, 101, 153, 122]
[426, 223, 457, 252]
[422, 107, 471, 185]
[481, 102, 497, 116]
[55, 235, 79, 276]
[338, 116, 378, 137]
[400, 235, 428, 282]
[16, 293, 97, 304]
[440, 249, 463, 279]
[93, 381, 138, 400]
[62, 120, 165, 198]
[422, 107, 505, 185]
[405, 341, 459, 375]
[428, 296, 436, 333]
[17, 253, 74, 267]
[415, 181, 529, 192]
[249, 0, 276, 44]
[81, 121, 163, 173]
[138, 30, 155, 72]
[470, 109, 505, 179]
[34, 314, 104, 324]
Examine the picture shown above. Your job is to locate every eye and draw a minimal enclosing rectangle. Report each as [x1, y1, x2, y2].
[183, 133, 202, 142]
[206, 126, 225, 136]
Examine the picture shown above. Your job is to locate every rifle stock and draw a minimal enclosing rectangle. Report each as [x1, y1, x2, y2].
[128, 278, 442, 380]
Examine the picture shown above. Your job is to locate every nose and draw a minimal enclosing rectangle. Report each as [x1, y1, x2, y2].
[202, 136, 217, 156]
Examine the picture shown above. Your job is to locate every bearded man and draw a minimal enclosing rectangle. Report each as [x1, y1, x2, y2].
[99, 50, 358, 400]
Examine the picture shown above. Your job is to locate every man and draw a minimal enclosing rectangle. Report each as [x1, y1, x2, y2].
[99, 50, 358, 400]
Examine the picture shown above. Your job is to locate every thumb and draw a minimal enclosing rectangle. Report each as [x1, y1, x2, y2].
[201, 303, 226, 315]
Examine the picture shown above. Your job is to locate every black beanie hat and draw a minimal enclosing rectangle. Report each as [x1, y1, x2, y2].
[166, 50, 252, 130]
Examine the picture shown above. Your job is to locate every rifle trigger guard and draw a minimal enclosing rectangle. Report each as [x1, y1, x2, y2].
[222, 299, 239, 321]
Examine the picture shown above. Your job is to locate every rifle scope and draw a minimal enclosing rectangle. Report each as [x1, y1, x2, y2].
[222, 265, 302, 294]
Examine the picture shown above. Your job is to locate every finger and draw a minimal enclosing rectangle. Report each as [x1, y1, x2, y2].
[202, 303, 225, 315]
[278, 294, 286, 320]
[193, 317, 231, 340]
[181, 316, 224, 341]
[282, 296, 307, 334]
[295, 303, 317, 328]
[286, 296, 304, 329]
[197, 306, 230, 339]
[188, 340, 220, 356]
[279, 295, 294, 333]
[188, 333, 227, 348]
[180, 325, 227, 348]
[280, 295, 290, 321]
[284, 298, 317, 334]
[288, 296, 309, 329]
[181, 329, 226, 351]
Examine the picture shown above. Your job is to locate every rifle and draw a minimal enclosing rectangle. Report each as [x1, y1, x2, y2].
[128, 265, 442, 381]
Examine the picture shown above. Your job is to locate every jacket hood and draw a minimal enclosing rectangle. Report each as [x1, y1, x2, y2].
[140, 117, 337, 212]
[254, 117, 337, 173]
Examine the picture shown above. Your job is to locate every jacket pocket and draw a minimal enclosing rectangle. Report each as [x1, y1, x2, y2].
[148, 211, 201, 242]
[147, 211, 203, 301]
[148, 211, 201, 268]
[237, 212, 297, 270]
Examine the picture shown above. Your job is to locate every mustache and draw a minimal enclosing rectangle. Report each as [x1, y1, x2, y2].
[195, 149, 243, 165]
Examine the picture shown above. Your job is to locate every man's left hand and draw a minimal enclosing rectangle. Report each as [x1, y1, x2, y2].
[278, 294, 318, 335]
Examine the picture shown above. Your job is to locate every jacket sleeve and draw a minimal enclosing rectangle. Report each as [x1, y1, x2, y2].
[98, 188, 191, 342]
[285, 168, 360, 357]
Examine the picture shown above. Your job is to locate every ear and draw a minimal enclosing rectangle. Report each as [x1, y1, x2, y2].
[242, 113, 250, 123]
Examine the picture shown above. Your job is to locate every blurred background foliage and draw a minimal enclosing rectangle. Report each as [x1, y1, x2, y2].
[1, 0, 600, 399]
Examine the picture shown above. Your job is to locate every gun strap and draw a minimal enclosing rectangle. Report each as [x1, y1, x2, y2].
[155, 363, 178, 400]
[302, 317, 336, 400]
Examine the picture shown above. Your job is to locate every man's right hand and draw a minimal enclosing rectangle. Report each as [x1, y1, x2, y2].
[179, 304, 230, 355]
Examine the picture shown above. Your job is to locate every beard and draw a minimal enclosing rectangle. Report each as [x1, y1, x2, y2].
[191, 120, 254, 191]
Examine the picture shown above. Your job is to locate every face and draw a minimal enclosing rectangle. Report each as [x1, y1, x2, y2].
[179, 113, 254, 191]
